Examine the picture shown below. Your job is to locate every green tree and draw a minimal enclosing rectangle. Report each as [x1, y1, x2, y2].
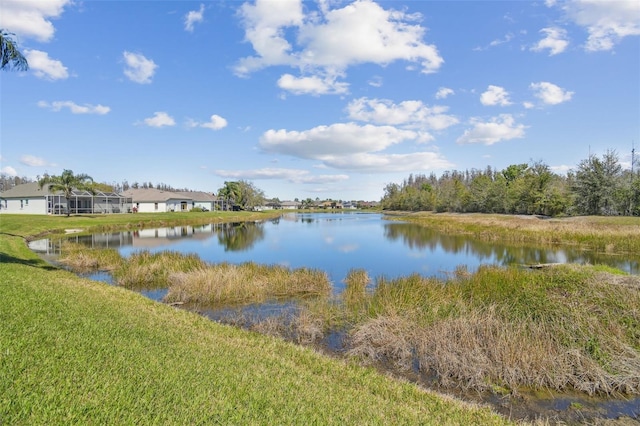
[218, 180, 265, 210]
[38, 170, 95, 216]
[573, 150, 622, 215]
[1, 30, 28, 71]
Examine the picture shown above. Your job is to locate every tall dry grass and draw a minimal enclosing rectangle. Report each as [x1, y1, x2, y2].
[164, 262, 331, 305]
[113, 250, 206, 289]
[394, 213, 640, 254]
[57, 241, 123, 273]
[346, 265, 640, 396]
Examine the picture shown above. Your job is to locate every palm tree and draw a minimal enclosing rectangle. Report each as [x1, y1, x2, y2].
[1, 30, 29, 71]
[38, 170, 95, 216]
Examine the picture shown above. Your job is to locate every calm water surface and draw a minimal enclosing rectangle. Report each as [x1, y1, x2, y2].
[32, 212, 639, 289]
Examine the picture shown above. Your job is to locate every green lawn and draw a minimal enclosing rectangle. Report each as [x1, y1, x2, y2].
[0, 214, 511, 425]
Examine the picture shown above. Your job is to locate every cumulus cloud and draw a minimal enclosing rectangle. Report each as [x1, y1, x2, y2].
[142, 112, 175, 127]
[235, 0, 443, 94]
[435, 87, 454, 99]
[530, 81, 573, 105]
[531, 27, 569, 55]
[24, 49, 68, 80]
[277, 74, 349, 95]
[38, 100, 110, 115]
[123, 51, 157, 84]
[480, 85, 512, 106]
[552, 0, 640, 51]
[323, 151, 454, 172]
[259, 122, 452, 172]
[214, 168, 349, 184]
[0, 0, 70, 42]
[188, 114, 228, 130]
[347, 97, 458, 131]
[184, 4, 205, 32]
[1, 166, 18, 176]
[260, 122, 416, 159]
[456, 114, 526, 145]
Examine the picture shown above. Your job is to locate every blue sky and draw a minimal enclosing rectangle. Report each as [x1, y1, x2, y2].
[1, 0, 639, 201]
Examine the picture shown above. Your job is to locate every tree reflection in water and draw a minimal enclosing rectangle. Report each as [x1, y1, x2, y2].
[217, 221, 266, 252]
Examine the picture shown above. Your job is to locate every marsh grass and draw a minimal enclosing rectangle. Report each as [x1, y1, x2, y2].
[57, 241, 123, 273]
[164, 261, 331, 305]
[391, 212, 640, 254]
[345, 265, 640, 396]
[113, 250, 206, 289]
[2, 232, 512, 425]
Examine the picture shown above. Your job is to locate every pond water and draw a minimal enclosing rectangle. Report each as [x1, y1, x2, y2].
[30, 212, 640, 290]
[29, 211, 640, 423]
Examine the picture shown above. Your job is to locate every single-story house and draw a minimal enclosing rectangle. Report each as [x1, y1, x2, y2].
[281, 200, 302, 210]
[175, 191, 219, 211]
[0, 182, 132, 215]
[122, 188, 219, 213]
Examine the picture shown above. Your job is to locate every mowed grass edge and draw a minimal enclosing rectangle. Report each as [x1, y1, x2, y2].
[0, 214, 511, 425]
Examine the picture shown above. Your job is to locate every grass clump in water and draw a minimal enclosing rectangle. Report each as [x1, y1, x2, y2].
[345, 264, 640, 396]
[164, 261, 331, 305]
[57, 241, 123, 273]
[113, 250, 206, 289]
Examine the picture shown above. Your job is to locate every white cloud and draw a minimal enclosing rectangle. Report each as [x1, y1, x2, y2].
[188, 114, 228, 130]
[368, 76, 383, 87]
[260, 122, 417, 160]
[554, 0, 640, 51]
[277, 74, 349, 95]
[24, 49, 68, 80]
[20, 155, 47, 167]
[531, 27, 569, 55]
[259, 122, 452, 172]
[480, 85, 512, 106]
[435, 87, 454, 99]
[530, 81, 573, 105]
[185, 4, 205, 32]
[142, 112, 175, 127]
[323, 151, 454, 172]
[474, 33, 514, 51]
[456, 114, 526, 145]
[235, 0, 443, 94]
[523, 101, 535, 109]
[123, 51, 157, 84]
[0, 0, 70, 42]
[38, 100, 110, 115]
[214, 168, 349, 184]
[347, 97, 458, 131]
[1, 166, 18, 176]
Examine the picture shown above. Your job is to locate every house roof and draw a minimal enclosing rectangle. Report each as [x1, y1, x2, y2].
[0, 182, 124, 199]
[176, 191, 217, 202]
[122, 188, 216, 203]
[122, 188, 191, 202]
[0, 182, 50, 198]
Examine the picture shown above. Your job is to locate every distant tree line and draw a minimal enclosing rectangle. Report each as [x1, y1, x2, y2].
[381, 150, 640, 216]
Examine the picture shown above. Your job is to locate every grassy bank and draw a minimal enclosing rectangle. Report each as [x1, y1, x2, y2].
[387, 212, 640, 254]
[0, 211, 282, 240]
[0, 214, 510, 424]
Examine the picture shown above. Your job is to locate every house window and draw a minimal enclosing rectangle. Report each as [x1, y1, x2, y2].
[25, 199, 29, 205]
[20, 200, 24, 209]
[154, 203, 158, 211]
